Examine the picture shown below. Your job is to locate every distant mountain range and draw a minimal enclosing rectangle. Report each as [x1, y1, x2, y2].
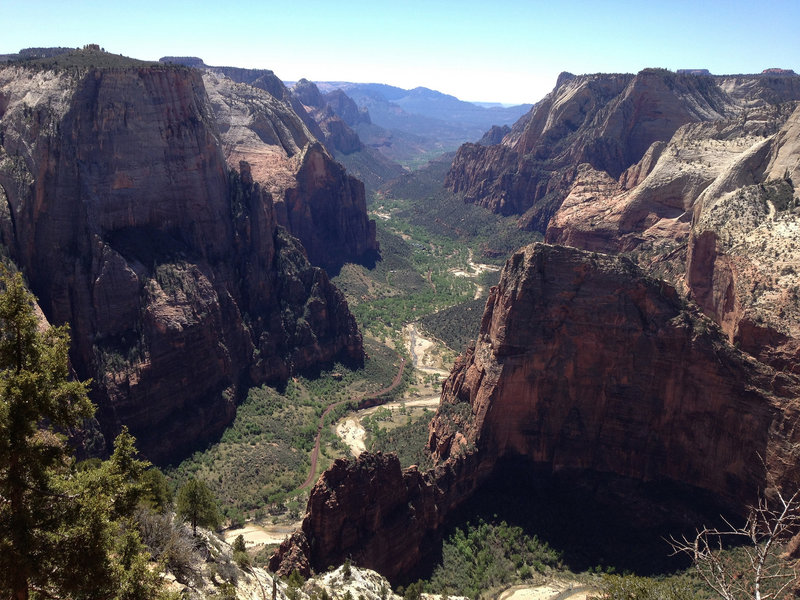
[304, 81, 532, 166]
[312, 81, 531, 127]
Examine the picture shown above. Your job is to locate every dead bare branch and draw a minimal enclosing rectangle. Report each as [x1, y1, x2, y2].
[668, 489, 800, 600]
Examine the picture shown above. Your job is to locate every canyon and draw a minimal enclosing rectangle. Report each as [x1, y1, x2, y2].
[272, 69, 800, 582]
[445, 67, 800, 388]
[0, 49, 372, 461]
[446, 70, 800, 228]
[272, 243, 800, 580]
[3, 46, 800, 592]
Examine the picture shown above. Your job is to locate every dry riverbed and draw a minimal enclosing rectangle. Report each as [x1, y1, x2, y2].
[336, 325, 448, 457]
[222, 520, 303, 551]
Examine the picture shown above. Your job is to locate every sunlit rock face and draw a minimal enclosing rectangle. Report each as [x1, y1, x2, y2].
[448, 68, 800, 376]
[204, 70, 379, 271]
[447, 70, 800, 232]
[272, 243, 800, 580]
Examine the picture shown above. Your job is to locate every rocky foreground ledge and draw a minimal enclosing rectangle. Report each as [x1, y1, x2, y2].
[272, 243, 800, 580]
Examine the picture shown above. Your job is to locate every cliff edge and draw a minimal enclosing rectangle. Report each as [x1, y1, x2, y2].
[272, 243, 800, 580]
[0, 55, 363, 461]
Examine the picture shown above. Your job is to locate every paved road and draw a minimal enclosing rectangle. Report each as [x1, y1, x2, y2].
[298, 356, 406, 490]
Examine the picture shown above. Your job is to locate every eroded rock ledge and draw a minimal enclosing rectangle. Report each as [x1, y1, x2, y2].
[272, 243, 800, 580]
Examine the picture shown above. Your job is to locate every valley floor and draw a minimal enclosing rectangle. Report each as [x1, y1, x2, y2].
[497, 581, 596, 600]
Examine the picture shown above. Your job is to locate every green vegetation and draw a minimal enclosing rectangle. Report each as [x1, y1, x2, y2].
[377, 156, 538, 260]
[428, 518, 562, 599]
[341, 225, 475, 341]
[162, 151, 530, 526]
[141, 466, 173, 511]
[167, 342, 406, 519]
[363, 406, 434, 469]
[594, 574, 697, 600]
[177, 478, 221, 536]
[14, 44, 167, 71]
[0, 270, 170, 599]
[164, 140, 531, 539]
[419, 297, 488, 352]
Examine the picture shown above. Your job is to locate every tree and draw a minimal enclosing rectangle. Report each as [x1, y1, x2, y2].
[176, 477, 220, 535]
[0, 270, 164, 599]
[596, 574, 694, 600]
[233, 533, 247, 553]
[141, 466, 173, 511]
[669, 488, 800, 600]
[0, 270, 94, 600]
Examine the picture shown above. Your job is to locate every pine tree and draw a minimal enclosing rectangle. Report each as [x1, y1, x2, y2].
[176, 477, 220, 535]
[0, 270, 94, 600]
[0, 270, 163, 599]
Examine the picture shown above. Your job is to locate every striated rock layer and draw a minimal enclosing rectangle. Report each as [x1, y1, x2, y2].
[0, 57, 362, 461]
[201, 68, 380, 269]
[544, 98, 800, 374]
[446, 69, 800, 232]
[272, 243, 800, 579]
[447, 67, 800, 378]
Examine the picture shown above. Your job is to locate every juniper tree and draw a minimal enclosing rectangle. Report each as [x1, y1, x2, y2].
[0, 270, 162, 599]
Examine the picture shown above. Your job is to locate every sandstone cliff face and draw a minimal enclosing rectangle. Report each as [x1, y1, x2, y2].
[430, 244, 800, 504]
[291, 80, 364, 156]
[544, 99, 800, 374]
[273, 243, 800, 579]
[203, 70, 379, 271]
[270, 452, 484, 579]
[0, 60, 362, 461]
[270, 451, 489, 581]
[289, 79, 405, 192]
[445, 70, 800, 232]
[323, 89, 371, 127]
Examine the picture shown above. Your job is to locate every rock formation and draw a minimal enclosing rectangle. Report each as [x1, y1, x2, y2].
[544, 97, 800, 374]
[292, 79, 364, 155]
[269, 451, 489, 581]
[0, 52, 363, 461]
[445, 68, 800, 377]
[201, 70, 379, 271]
[429, 243, 800, 500]
[477, 124, 510, 146]
[446, 69, 800, 231]
[272, 243, 800, 580]
[323, 89, 372, 128]
[289, 79, 405, 191]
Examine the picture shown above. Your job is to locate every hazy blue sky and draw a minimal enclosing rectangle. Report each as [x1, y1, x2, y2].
[3, 0, 799, 104]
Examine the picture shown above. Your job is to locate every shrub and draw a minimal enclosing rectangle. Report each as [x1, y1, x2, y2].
[233, 550, 251, 569]
[596, 574, 695, 600]
[343, 557, 352, 580]
[217, 583, 238, 600]
[136, 509, 200, 585]
[428, 518, 561, 598]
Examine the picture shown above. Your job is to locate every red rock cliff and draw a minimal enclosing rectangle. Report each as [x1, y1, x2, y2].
[203, 69, 379, 270]
[544, 97, 800, 375]
[273, 243, 800, 580]
[0, 59, 362, 461]
[430, 244, 800, 504]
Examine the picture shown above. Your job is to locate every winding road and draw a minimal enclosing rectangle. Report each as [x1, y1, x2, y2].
[298, 356, 406, 490]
